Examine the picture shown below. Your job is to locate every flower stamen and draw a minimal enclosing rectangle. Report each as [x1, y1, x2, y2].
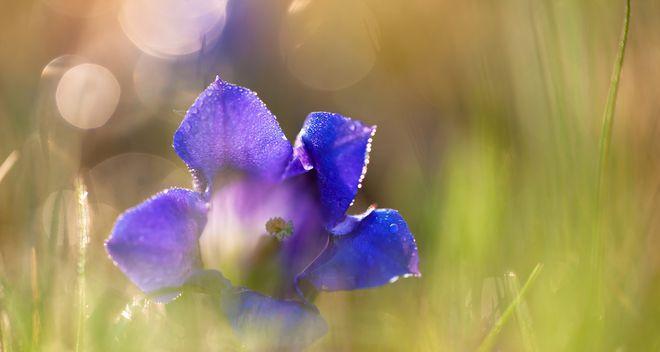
[265, 217, 294, 240]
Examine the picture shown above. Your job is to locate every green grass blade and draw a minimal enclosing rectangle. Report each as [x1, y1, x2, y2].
[476, 264, 544, 352]
[590, 0, 632, 322]
[0, 311, 12, 352]
[505, 271, 538, 352]
[75, 178, 90, 352]
[596, 0, 631, 196]
[30, 248, 40, 350]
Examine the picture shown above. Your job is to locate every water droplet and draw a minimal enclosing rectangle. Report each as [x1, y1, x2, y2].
[389, 223, 398, 233]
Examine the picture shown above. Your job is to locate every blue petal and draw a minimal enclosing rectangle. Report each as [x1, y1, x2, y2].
[289, 112, 375, 226]
[283, 142, 314, 178]
[173, 77, 293, 190]
[299, 209, 420, 291]
[221, 288, 327, 351]
[105, 188, 208, 294]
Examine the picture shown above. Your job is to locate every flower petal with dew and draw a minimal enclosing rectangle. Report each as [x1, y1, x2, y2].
[173, 76, 292, 192]
[105, 188, 207, 296]
[298, 209, 420, 291]
[286, 112, 375, 228]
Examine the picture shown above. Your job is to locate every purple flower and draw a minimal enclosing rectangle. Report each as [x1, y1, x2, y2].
[105, 76, 420, 350]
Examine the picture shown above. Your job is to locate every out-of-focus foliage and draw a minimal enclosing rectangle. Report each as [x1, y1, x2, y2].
[0, 0, 659, 350]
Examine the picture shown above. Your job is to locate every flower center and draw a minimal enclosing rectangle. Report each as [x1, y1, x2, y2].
[265, 217, 294, 241]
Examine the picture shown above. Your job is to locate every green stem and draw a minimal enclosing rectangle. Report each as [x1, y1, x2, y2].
[476, 264, 544, 352]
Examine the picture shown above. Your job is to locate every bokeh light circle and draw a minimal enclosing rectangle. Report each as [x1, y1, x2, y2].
[55, 63, 121, 129]
[280, 0, 380, 91]
[119, 0, 228, 58]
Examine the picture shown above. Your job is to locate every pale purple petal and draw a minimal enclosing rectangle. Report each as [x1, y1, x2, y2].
[201, 176, 326, 297]
[105, 188, 207, 294]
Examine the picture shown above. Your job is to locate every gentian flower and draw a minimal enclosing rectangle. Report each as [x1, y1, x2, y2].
[105, 76, 420, 350]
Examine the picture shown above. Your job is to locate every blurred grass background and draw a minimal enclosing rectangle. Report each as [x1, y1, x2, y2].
[1, 0, 659, 350]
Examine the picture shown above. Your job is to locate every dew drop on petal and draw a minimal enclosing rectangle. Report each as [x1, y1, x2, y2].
[389, 223, 399, 234]
[182, 122, 191, 133]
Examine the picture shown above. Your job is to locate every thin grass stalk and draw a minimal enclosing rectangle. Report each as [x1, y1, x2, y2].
[476, 263, 543, 352]
[75, 177, 90, 352]
[0, 265, 11, 352]
[596, 0, 631, 198]
[30, 248, 40, 350]
[590, 0, 632, 325]
[505, 272, 538, 352]
[1, 311, 12, 352]
[0, 151, 18, 185]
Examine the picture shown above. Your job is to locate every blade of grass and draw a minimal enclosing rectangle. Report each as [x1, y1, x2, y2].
[476, 263, 543, 352]
[0, 151, 18, 185]
[505, 271, 538, 352]
[0, 251, 12, 352]
[1, 311, 12, 352]
[591, 0, 632, 318]
[596, 0, 631, 198]
[30, 248, 40, 349]
[75, 177, 90, 352]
